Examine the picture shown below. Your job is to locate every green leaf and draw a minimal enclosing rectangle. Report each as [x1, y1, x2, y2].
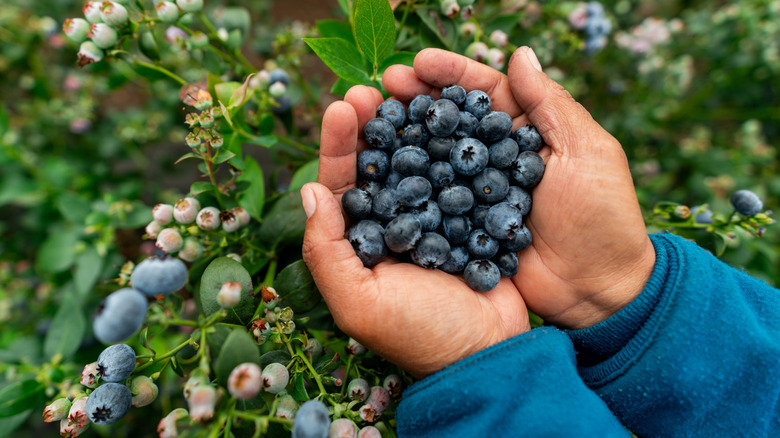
[275, 260, 321, 313]
[213, 148, 236, 164]
[258, 191, 306, 248]
[244, 135, 277, 147]
[206, 325, 231, 359]
[289, 159, 319, 192]
[237, 157, 265, 221]
[330, 78, 356, 96]
[304, 38, 370, 84]
[214, 329, 260, 387]
[337, 0, 350, 16]
[314, 353, 340, 375]
[354, 0, 396, 69]
[289, 374, 310, 402]
[219, 101, 233, 128]
[175, 152, 201, 164]
[43, 292, 86, 360]
[0, 380, 45, 418]
[316, 19, 355, 45]
[190, 181, 215, 196]
[0, 409, 32, 437]
[228, 73, 255, 109]
[259, 350, 292, 369]
[198, 257, 256, 324]
[35, 229, 79, 274]
[215, 82, 240, 104]
[379, 51, 416, 72]
[73, 246, 103, 301]
[415, 6, 456, 49]
[56, 192, 91, 224]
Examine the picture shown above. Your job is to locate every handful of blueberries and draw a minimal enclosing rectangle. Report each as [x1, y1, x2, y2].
[343, 86, 545, 292]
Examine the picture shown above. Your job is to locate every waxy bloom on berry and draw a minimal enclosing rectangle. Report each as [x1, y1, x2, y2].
[261, 363, 289, 394]
[83, 2, 102, 23]
[217, 281, 242, 308]
[174, 197, 200, 224]
[156, 228, 183, 254]
[63, 18, 90, 43]
[153, 203, 175, 225]
[87, 23, 117, 49]
[227, 362, 262, 400]
[196, 206, 221, 230]
[145, 220, 162, 239]
[155, 1, 179, 23]
[100, 2, 128, 26]
[77, 41, 103, 66]
[186, 385, 216, 422]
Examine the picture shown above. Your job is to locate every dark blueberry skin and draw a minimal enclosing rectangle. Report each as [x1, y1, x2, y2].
[692, 206, 714, 224]
[427, 136, 456, 161]
[464, 259, 501, 292]
[401, 123, 430, 147]
[357, 180, 382, 198]
[411, 200, 442, 231]
[293, 400, 331, 438]
[472, 168, 510, 203]
[376, 99, 406, 130]
[441, 85, 466, 106]
[269, 68, 290, 86]
[86, 383, 132, 425]
[427, 161, 456, 189]
[372, 189, 401, 223]
[453, 111, 479, 139]
[357, 149, 390, 181]
[425, 99, 460, 137]
[485, 202, 524, 240]
[396, 176, 432, 208]
[501, 225, 532, 252]
[131, 257, 188, 296]
[510, 151, 546, 189]
[408, 94, 434, 124]
[464, 90, 492, 120]
[439, 246, 469, 274]
[450, 138, 489, 176]
[493, 250, 519, 278]
[97, 344, 136, 383]
[384, 170, 404, 190]
[471, 203, 491, 229]
[93, 288, 148, 344]
[384, 214, 422, 253]
[348, 220, 388, 267]
[342, 187, 373, 220]
[272, 95, 292, 114]
[392, 146, 430, 177]
[363, 118, 397, 150]
[488, 137, 519, 169]
[505, 186, 532, 216]
[512, 124, 544, 152]
[410, 232, 451, 269]
[476, 111, 513, 144]
[731, 190, 763, 216]
[442, 215, 472, 245]
[467, 229, 500, 259]
[437, 185, 475, 215]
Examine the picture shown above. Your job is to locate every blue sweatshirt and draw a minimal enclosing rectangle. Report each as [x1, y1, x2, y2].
[396, 233, 780, 437]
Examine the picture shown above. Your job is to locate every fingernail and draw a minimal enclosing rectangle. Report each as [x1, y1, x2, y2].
[300, 185, 317, 219]
[524, 47, 543, 72]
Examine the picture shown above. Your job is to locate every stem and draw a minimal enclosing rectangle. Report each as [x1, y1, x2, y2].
[133, 59, 187, 85]
[166, 319, 199, 327]
[204, 142, 225, 208]
[135, 338, 193, 372]
[263, 258, 278, 288]
[340, 355, 353, 397]
[295, 345, 328, 397]
[276, 135, 316, 154]
[397, 0, 414, 31]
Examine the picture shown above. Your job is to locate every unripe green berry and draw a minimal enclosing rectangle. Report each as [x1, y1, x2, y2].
[43, 398, 72, 423]
[198, 110, 215, 129]
[77, 41, 104, 66]
[63, 18, 90, 43]
[190, 31, 209, 48]
[261, 363, 289, 394]
[100, 2, 128, 27]
[83, 2, 103, 23]
[269, 81, 286, 97]
[87, 23, 118, 49]
[155, 1, 180, 23]
[178, 237, 204, 262]
[176, 0, 203, 13]
[130, 375, 159, 407]
[186, 132, 201, 148]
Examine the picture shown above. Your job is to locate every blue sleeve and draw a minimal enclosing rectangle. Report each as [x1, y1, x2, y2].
[566, 233, 780, 436]
[395, 327, 630, 437]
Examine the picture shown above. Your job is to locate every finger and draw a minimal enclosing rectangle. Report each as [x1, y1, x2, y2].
[412, 48, 523, 116]
[344, 85, 384, 149]
[318, 101, 359, 194]
[383, 64, 439, 102]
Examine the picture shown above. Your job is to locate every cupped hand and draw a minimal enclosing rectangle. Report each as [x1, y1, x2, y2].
[382, 47, 656, 329]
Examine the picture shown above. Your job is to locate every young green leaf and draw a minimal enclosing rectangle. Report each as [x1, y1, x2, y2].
[353, 0, 396, 71]
[304, 38, 370, 84]
[0, 380, 45, 418]
[43, 292, 86, 360]
[289, 159, 319, 192]
[237, 157, 265, 221]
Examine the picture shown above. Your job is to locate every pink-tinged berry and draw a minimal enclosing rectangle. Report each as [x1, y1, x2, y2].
[465, 41, 489, 62]
[100, 2, 128, 27]
[229, 207, 251, 227]
[383, 374, 403, 398]
[487, 48, 506, 70]
[156, 228, 184, 253]
[77, 41, 103, 66]
[269, 81, 286, 98]
[60, 397, 89, 437]
[303, 338, 323, 361]
[187, 385, 216, 422]
[366, 386, 390, 413]
[261, 363, 289, 394]
[155, 1, 179, 24]
[185, 132, 201, 148]
[157, 408, 188, 438]
[83, 2, 103, 23]
[63, 18, 90, 43]
[174, 197, 200, 224]
[568, 5, 588, 30]
[460, 21, 477, 38]
[346, 337, 366, 356]
[153, 203, 175, 225]
[43, 398, 72, 423]
[358, 426, 382, 438]
[347, 378, 370, 402]
[145, 220, 162, 239]
[329, 418, 358, 438]
[165, 26, 188, 45]
[87, 23, 117, 49]
[176, 0, 203, 13]
[439, 0, 460, 18]
[196, 206, 221, 230]
[227, 362, 262, 400]
[81, 362, 98, 387]
[275, 394, 298, 419]
[178, 237, 203, 262]
[217, 281, 242, 308]
[460, 5, 474, 19]
[220, 210, 240, 232]
[130, 375, 159, 407]
[489, 30, 508, 47]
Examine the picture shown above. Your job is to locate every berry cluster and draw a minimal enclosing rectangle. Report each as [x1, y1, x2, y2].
[249, 67, 294, 114]
[569, 1, 612, 54]
[343, 87, 546, 292]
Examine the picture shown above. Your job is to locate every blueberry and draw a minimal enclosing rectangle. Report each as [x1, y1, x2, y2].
[342, 188, 373, 220]
[426, 161, 456, 189]
[505, 186, 532, 216]
[437, 185, 475, 215]
[471, 203, 491, 229]
[472, 168, 510, 203]
[440, 85, 466, 106]
[401, 123, 430, 147]
[131, 256, 188, 296]
[585, 15, 612, 37]
[408, 94, 434, 124]
[485, 202, 524, 240]
[272, 95, 292, 114]
[396, 176, 432, 208]
[488, 137, 519, 169]
[292, 400, 331, 438]
[442, 215, 472, 245]
[410, 232, 451, 269]
[692, 205, 714, 224]
[467, 229, 500, 259]
[464, 260, 501, 292]
[93, 288, 148, 344]
[510, 151, 545, 188]
[348, 220, 387, 267]
[376, 99, 406, 130]
[439, 246, 469, 274]
[476, 111, 513, 144]
[585, 1, 604, 17]
[357, 180, 382, 198]
[363, 118, 397, 150]
[493, 250, 519, 278]
[453, 111, 479, 139]
[392, 146, 430, 176]
[731, 190, 763, 216]
[501, 226, 532, 252]
[357, 149, 390, 181]
[425, 99, 460, 137]
[384, 170, 404, 190]
[411, 200, 442, 231]
[512, 124, 543, 153]
[427, 136, 456, 161]
[464, 90, 492, 119]
[450, 138, 489, 176]
[384, 214, 422, 253]
[96, 344, 136, 383]
[86, 383, 132, 425]
[269, 68, 290, 86]
[371, 189, 401, 223]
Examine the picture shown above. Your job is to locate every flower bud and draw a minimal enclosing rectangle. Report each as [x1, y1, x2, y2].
[177, 0, 204, 13]
[174, 197, 200, 224]
[347, 378, 370, 402]
[146, 220, 162, 239]
[489, 30, 508, 47]
[217, 281, 242, 308]
[487, 48, 506, 70]
[130, 375, 159, 407]
[346, 337, 366, 356]
[465, 41, 489, 62]
[153, 203, 175, 225]
[155, 1, 180, 24]
[157, 408, 188, 438]
[275, 393, 298, 419]
[261, 362, 289, 394]
[83, 2, 103, 23]
[77, 41, 103, 66]
[195, 206, 220, 230]
[178, 237, 204, 262]
[100, 2, 128, 27]
[63, 18, 90, 43]
[227, 362, 262, 400]
[187, 385, 216, 422]
[358, 426, 382, 438]
[383, 374, 403, 398]
[43, 398, 72, 423]
[87, 23, 118, 49]
[220, 210, 240, 232]
[156, 228, 183, 254]
[329, 418, 358, 438]
[81, 362, 98, 387]
[269, 81, 286, 98]
[60, 397, 89, 437]
[261, 285, 278, 308]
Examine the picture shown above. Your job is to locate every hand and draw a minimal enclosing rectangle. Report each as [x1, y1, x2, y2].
[382, 47, 656, 329]
[301, 82, 529, 379]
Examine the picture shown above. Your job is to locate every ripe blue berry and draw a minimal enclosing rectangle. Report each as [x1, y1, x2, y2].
[476, 111, 513, 144]
[472, 168, 510, 203]
[439, 245, 470, 274]
[408, 95, 434, 124]
[363, 118, 397, 150]
[342, 188, 373, 220]
[442, 215, 472, 245]
[488, 137, 519, 169]
[401, 123, 430, 147]
[292, 400, 331, 438]
[471, 203, 491, 229]
[97, 344, 136, 383]
[692, 206, 714, 224]
[396, 176, 432, 208]
[131, 256, 188, 296]
[269, 68, 290, 86]
[512, 124, 544, 153]
[450, 138, 489, 176]
[485, 202, 524, 240]
[454, 111, 479, 140]
[93, 288, 148, 344]
[427, 136, 456, 161]
[410, 232, 451, 269]
[501, 226, 533, 252]
[425, 99, 460, 137]
[427, 161, 456, 189]
[357, 180, 382, 198]
[85, 383, 132, 425]
[464, 259, 501, 292]
[348, 220, 387, 267]
[467, 229, 500, 259]
[411, 200, 443, 231]
[731, 190, 763, 216]
[384, 214, 423, 253]
[494, 250, 519, 278]
[441, 85, 466, 106]
[371, 189, 401, 222]
[357, 149, 390, 181]
[392, 146, 430, 176]
[377, 99, 406, 130]
[383, 170, 403, 190]
[437, 185, 475, 215]
[464, 90, 492, 119]
[505, 186, 532, 216]
[510, 151, 546, 188]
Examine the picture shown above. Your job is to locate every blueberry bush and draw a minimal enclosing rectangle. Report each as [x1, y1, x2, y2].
[0, 0, 777, 437]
